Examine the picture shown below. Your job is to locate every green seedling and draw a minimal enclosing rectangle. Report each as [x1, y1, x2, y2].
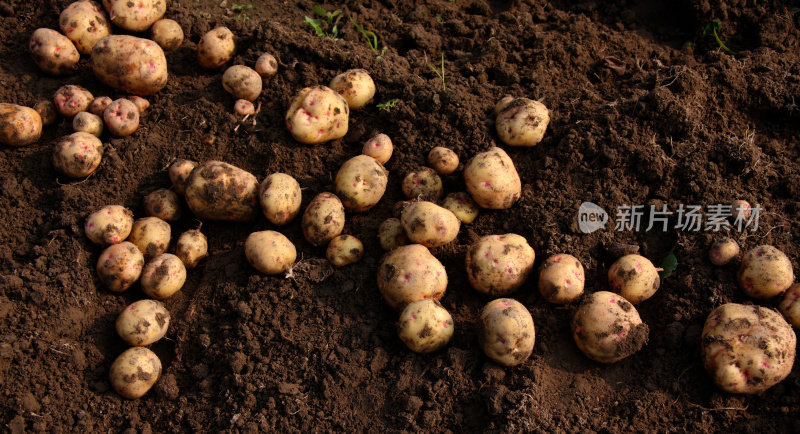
[232, 3, 252, 21]
[703, 20, 736, 55]
[659, 252, 677, 279]
[428, 54, 446, 91]
[351, 18, 388, 61]
[376, 99, 399, 112]
[305, 6, 343, 40]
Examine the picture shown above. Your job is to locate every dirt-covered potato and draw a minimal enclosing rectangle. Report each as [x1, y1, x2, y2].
[103, 98, 139, 137]
[197, 26, 235, 69]
[143, 188, 182, 222]
[222, 65, 262, 102]
[88, 96, 112, 116]
[538, 254, 585, 304]
[427, 147, 459, 175]
[400, 201, 460, 248]
[495, 97, 550, 147]
[102, 0, 165, 32]
[96, 241, 144, 292]
[92, 35, 168, 96]
[377, 244, 447, 311]
[54, 85, 94, 118]
[29, 28, 80, 76]
[150, 18, 183, 52]
[52, 132, 103, 178]
[128, 217, 171, 260]
[184, 161, 259, 222]
[234, 99, 255, 116]
[701, 303, 796, 394]
[737, 245, 794, 299]
[361, 133, 393, 164]
[493, 95, 514, 116]
[398, 299, 454, 353]
[285, 86, 349, 144]
[245, 230, 296, 275]
[85, 205, 133, 245]
[571, 291, 649, 363]
[402, 167, 443, 201]
[464, 147, 521, 209]
[478, 298, 535, 367]
[710, 238, 740, 266]
[33, 100, 58, 126]
[329, 69, 375, 110]
[0, 104, 42, 147]
[378, 218, 409, 251]
[466, 234, 535, 297]
[441, 192, 479, 224]
[60, 1, 111, 54]
[259, 173, 301, 225]
[607, 255, 661, 304]
[141, 253, 186, 299]
[301, 192, 345, 246]
[334, 155, 389, 212]
[109, 347, 161, 399]
[73, 111, 103, 136]
[326, 234, 364, 267]
[731, 199, 752, 222]
[168, 159, 197, 195]
[116, 299, 170, 346]
[129, 95, 149, 113]
[175, 229, 208, 269]
[778, 284, 800, 328]
[255, 52, 278, 77]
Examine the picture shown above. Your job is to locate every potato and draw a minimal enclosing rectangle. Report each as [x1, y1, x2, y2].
[478, 298, 535, 367]
[109, 347, 161, 399]
[150, 18, 183, 52]
[88, 96, 112, 116]
[144, 188, 182, 222]
[29, 28, 80, 76]
[73, 111, 103, 136]
[0, 104, 42, 147]
[398, 299, 454, 353]
[378, 218, 409, 251]
[92, 35, 168, 96]
[377, 244, 447, 311]
[329, 69, 375, 110]
[128, 216, 170, 260]
[255, 52, 278, 77]
[493, 95, 514, 116]
[102, 0, 165, 32]
[259, 173, 301, 225]
[129, 96, 149, 113]
[571, 291, 649, 363]
[536, 255, 584, 305]
[427, 147, 459, 175]
[710, 238, 740, 266]
[183, 161, 259, 222]
[466, 234, 535, 297]
[361, 133, 393, 164]
[103, 98, 139, 137]
[778, 284, 800, 328]
[60, 1, 111, 54]
[168, 159, 197, 195]
[401, 167, 443, 201]
[731, 199, 752, 222]
[141, 253, 186, 299]
[245, 230, 296, 275]
[116, 299, 170, 346]
[85, 204, 133, 245]
[301, 192, 345, 246]
[285, 86, 349, 144]
[54, 85, 94, 118]
[197, 26, 235, 70]
[175, 229, 208, 269]
[96, 241, 144, 292]
[400, 201, 460, 248]
[33, 101, 58, 126]
[608, 254, 660, 304]
[52, 132, 103, 178]
[495, 97, 550, 147]
[464, 147, 521, 209]
[701, 303, 796, 394]
[441, 192, 479, 224]
[222, 65, 262, 102]
[326, 234, 364, 267]
[234, 99, 255, 116]
[334, 155, 389, 212]
[737, 245, 794, 299]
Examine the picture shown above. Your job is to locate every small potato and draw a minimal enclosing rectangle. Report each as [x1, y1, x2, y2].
[73, 111, 103, 136]
[464, 147, 521, 209]
[128, 217, 171, 260]
[52, 132, 103, 178]
[778, 284, 800, 328]
[175, 229, 208, 269]
[85, 204, 133, 245]
[54, 85, 94, 118]
[731, 199, 752, 222]
[0, 104, 43, 147]
[398, 299, 454, 353]
[737, 245, 794, 299]
[102, 0, 165, 32]
[88, 96, 112, 116]
[400, 201, 460, 248]
[92, 35, 168, 96]
[109, 347, 161, 399]
[493, 95, 514, 116]
[377, 244, 447, 311]
[608, 254, 660, 304]
[361, 133, 393, 164]
[538, 254, 585, 304]
[495, 97, 550, 147]
[466, 234, 535, 296]
[29, 28, 80, 76]
[168, 159, 197, 195]
[285, 85, 349, 144]
[184, 161, 259, 222]
[245, 230, 296, 275]
[378, 218, 409, 251]
[144, 188, 182, 222]
[710, 238, 740, 266]
[222, 65, 262, 102]
[150, 18, 183, 52]
[116, 299, 170, 346]
[197, 26, 235, 70]
[441, 192, 479, 224]
[334, 155, 389, 212]
[96, 241, 145, 292]
[254, 52, 278, 77]
[103, 98, 139, 137]
[141, 253, 186, 299]
[702, 303, 796, 394]
[129, 96, 150, 113]
[402, 167, 443, 201]
[329, 69, 375, 110]
[572, 291, 649, 363]
[478, 298, 535, 367]
[259, 173, 301, 225]
[234, 99, 255, 116]
[326, 234, 364, 267]
[427, 147, 459, 175]
[60, 1, 111, 54]
[33, 101, 58, 126]
[301, 192, 345, 246]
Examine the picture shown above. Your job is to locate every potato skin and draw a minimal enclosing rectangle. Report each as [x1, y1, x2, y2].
[234, 99, 255, 116]
[143, 188, 182, 222]
[88, 96, 112, 116]
[334, 155, 388, 212]
[329, 69, 375, 110]
[197, 27, 235, 70]
[141, 253, 187, 300]
[52, 132, 103, 178]
[92, 35, 168, 96]
[168, 159, 197, 195]
[175, 229, 208, 269]
[571, 291, 649, 363]
[255, 52, 278, 77]
[301, 192, 345, 246]
[84, 204, 133, 245]
[464, 147, 521, 209]
[285, 86, 349, 144]
[116, 299, 170, 346]
[441, 192, 479, 224]
[183, 161, 259, 222]
[538, 254, 585, 304]
[378, 218, 409, 251]
[245, 230, 296, 275]
[109, 347, 161, 399]
[710, 238, 740, 266]
[778, 284, 800, 328]
[128, 217, 171, 260]
[400, 201, 460, 248]
[54, 85, 94, 118]
[362, 133, 393, 164]
[401, 167, 443, 201]
[466, 234, 535, 297]
[150, 18, 183, 52]
[608, 254, 660, 304]
[398, 299, 454, 353]
[259, 173, 302, 225]
[29, 28, 80, 76]
[96, 241, 144, 292]
[73, 112, 103, 136]
[60, 1, 111, 54]
[737, 245, 794, 299]
[325, 234, 364, 267]
[377, 244, 448, 311]
[427, 147, 459, 175]
[0, 104, 42, 147]
[496, 97, 550, 147]
[102, 0, 165, 32]
[33, 101, 58, 126]
[701, 303, 796, 394]
[478, 298, 535, 367]
[222, 65, 262, 102]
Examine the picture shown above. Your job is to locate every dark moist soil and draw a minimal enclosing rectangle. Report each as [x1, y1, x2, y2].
[1, 0, 799, 432]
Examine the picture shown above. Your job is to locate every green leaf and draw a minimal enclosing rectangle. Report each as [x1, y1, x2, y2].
[312, 5, 327, 17]
[659, 253, 678, 279]
[304, 16, 325, 37]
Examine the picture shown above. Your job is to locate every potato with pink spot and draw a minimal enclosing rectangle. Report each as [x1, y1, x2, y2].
[116, 299, 170, 346]
[571, 291, 649, 363]
[731, 199, 752, 222]
[259, 173, 302, 225]
[60, 1, 111, 54]
[245, 230, 296, 275]
[168, 159, 197, 195]
[378, 218, 408, 251]
[400, 201, 460, 248]
[329, 69, 375, 110]
[84, 204, 133, 245]
[466, 234, 535, 297]
[128, 216, 170, 260]
[29, 28, 80, 76]
[33, 101, 58, 127]
[608, 254, 660, 304]
[102, 0, 165, 32]
[495, 97, 550, 147]
[398, 299, 454, 353]
[73, 111, 103, 136]
[285, 85, 349, 145]
[52, 132, 103, 178]
[96, 241, 144, 292]
[150, 18, 183, 52]
[709, 238, 739, 266]
[463, 147, 521, 209]
[301, 192, 345, 246]
[109, 347, 161, 399]
[103, 98, 139, 137]
[234, 99, 255, 116]
[334, 155, 388, 212]
[141, 253, 186, 299]
[222, 65, 262, 102]
[144, 188, 182, 222]
[0, 104, 42, 147]
[255, 52, 278, 77]
[538, 254, 585, 304]
[54, 85, 94, 118]
[361, 133, 393, 164]
[377, 244, 447, 311]
[401, 167, 443, 201]
[441, 192, 479, 224]
[88, 96, 112, 116]
[175, 229, 208, 269]
[427, 147, 459, 175]
[197, 26, 235, 70]
[478, 298, 535, 367]
[184, 161, 260, 222]
[92, 35, 168, 96]
[778, 284, 800, 328]
[737, 245, 794, 299]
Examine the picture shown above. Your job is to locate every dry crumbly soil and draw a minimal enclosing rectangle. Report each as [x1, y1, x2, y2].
[1, 0, 800, 432]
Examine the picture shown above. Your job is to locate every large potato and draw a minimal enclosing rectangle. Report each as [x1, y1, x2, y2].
[259, 173, 302, 225]
[245, 230, 297, 275]
[222, 65, 262, 102]
[702, 303, 796, 394]
[538, 254, 584, 304]
[0, 104, 42, 147]
[184, 161, 259, 222]
[329, 69, 375, 110]
[397, 299, 454, 353]
[737, 245, 794, 299]
[464, 147, 521, 209]
[128, 217, 171, 260]
[29, 28, 80, 76]
[608, 254, 660, 304]
[495, 97, 550, 147]
[466, 234, 535, 296]
[334, 155, 388, 212]
[478, 298, 535, 367]
[60, 1, 111, 54]
[52, 132, 103, 178]
[301, 192, 345, 246]
[197, 26, 235, 69]
[96, 241, 144, 292]
[102, 0, 165, 32]
[84, 204, 133, 245]
[116, 299, 170, 346]
[571, 291, 649, 363]
[141, 253, 186, 299]
[285, 86, 349, 144]
[377, 244, 447, 311]
[109, 347, 161, 399]
[92, 35, 168, 96]
[400, 201, 460, 248]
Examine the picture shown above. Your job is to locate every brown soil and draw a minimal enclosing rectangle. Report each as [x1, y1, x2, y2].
[2, 0, 800, 432]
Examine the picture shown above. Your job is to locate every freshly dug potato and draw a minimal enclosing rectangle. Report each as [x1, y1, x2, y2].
[92, 35, 168, 96]
[245, 230, 296, 275]
[731, 199, 752, 221]
[144, 188, 182, 222]
[427, 147, 459, 175]
[400, 201, 460, 248]
[398, 299, 454, 353]
[301, 192, 345, 246]
[88, 96, 112, 116]
[259, 173, 301, 225]
[222, 65, 262, 102]
[392, 200, 414, 218]
[168, 159, 197, 195]
[141, 253, 186, 299]
[779, 284, 800, 328]
[441, 192, 479, 224]
[466, 234, 535, 297]
[54, 85, 94, 118]
[361, 133, 393, 164]
[103, 98, 139, 137]
[329, 69, 375, 110]
[0, 104, 42, 147]
[608, 254, 660, 304]
[85, 204, 133, 245]
[234, 99, 255, 116]
[184, 161, 259, 222]
[701, 303, 796, 394]
[402, 167, 443, 201]
[73, 111, 103, 136]
[109, 347, 161, 399]
[478, 298, 535, 367]
[52, 132, 103, 178]
[493, 95, 514, 116]
[197, 26, 235, 70]
[255, 52, 278, 77]
[33, 101, 58, 126]
[60, 1, 111, 54]
[285, 86, 349, 144]
[129, 96, 149, 113]
[29, 28, 80, 76]
[128, 217, 171, 260]
[737, 245, 794, 299]
[326, 234, 364, 267]
[334, 155, 389, 212]
[175, 229, 208, 269]
[377, 244, 447, 311]
[378, 218, 409, 251]
[710, 238, 740, 266]
[538, 254, 585, 304]
[150, 18, 183, 52]
[102, 0, 165, 32]
[495, 97, 550, 147]
[96, 241, 144, 292]
[571, 291, 649, 363]
[116, 299, 170, 346]
[464, 147, 521, 209]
